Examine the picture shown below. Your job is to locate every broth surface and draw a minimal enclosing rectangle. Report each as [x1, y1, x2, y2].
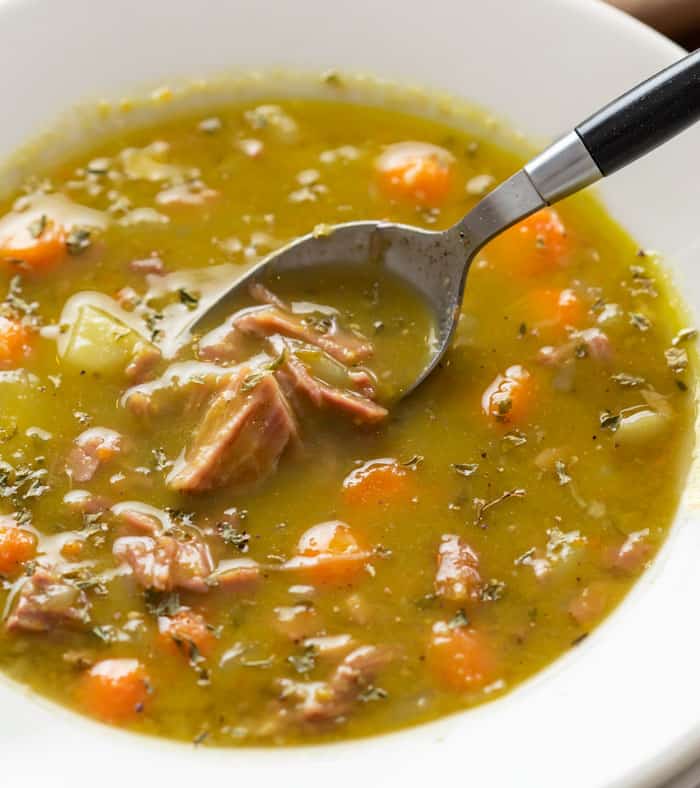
[0, 89, 694, 745]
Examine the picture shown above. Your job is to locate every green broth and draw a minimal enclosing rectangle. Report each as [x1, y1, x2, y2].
[0, 90, 693, 746]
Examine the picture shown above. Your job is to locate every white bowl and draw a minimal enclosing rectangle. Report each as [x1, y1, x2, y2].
[1, 1, 698, 786]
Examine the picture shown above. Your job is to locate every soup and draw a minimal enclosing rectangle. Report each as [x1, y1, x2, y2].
[0, 85, 693, 746]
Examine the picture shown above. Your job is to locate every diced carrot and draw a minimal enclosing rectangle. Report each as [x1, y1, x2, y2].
[0, 518, 37, 575]
[0, 316, 33, 369]
[284, 520, 369, 585]
[374, 142, 455, 207]
[78, 658, 150, 723]
[487, 208, 569, 277]
[0, 217, 66, 273]
[342, 459, 411, 506]
[157, 609, 216, 658]
[427, 621, 496, 691]
[481, 364, 533, 424]
[525, 288, 584, 331]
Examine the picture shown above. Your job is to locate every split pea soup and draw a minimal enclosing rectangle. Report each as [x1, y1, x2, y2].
[0, 85, 693, 746]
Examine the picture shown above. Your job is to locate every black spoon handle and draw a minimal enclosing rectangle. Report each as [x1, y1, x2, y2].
[576, 48, 700, 176]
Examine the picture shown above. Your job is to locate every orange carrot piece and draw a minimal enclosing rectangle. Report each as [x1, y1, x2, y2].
[284, 520, 369, 585]
[374, 142, 455, 207]
[342, 460, 411, 506]
[481, 364, 533, 424]
[526, 288, 584, 331]
[487, 207, 569, 277]
[0, 316, 33, 369]
[0, 218, 66, 273]
[0, 518, 37, 575]
[79, 658, 150, 723]
[157, 609, 216, 658]
[427, 621, 496, 691]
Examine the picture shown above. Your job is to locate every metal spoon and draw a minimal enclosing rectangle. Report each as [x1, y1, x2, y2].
[189, 49, 700, 396]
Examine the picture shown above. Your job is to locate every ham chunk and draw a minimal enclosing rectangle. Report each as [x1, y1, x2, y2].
[113, 533, 213, 593]
[434, 534, 481, 602]
[278, 350, 387, 425]
[112, 505, 164, 535]
[125, 343, 161, 383]
[277, 644, 393, 725]
[66, 427, 124, 483]
[197, 319, 249, 364]
[7, 566, 91, 632]
[568, 582, 609, 626]
[602, 530, 652, 574]
[235, 305, 374, 365]
[249, 282, 288, 310]
[166, 366, 299, 493]
[208, 558, 261, 591]
[123, 364, 223, 419]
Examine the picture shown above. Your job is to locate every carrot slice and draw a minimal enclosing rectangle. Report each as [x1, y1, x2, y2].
[525, 288, 584, 331]
[79, 658, 150, 723]
[342, 459, 411, 506]
[427, 621, 496, 691]
[157, 609, 216, 658]
[0, 217, 66, 273]
[284, 521, 369, 585]
[0, 518, 37, 575]
[487, 207, 569, 277]
[374, 142, 454, 207]
[481, 364, 533, 424]
[0, 316, 33, 369]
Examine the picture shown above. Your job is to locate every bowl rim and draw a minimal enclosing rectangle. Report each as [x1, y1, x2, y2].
[0, 1, 698, 787]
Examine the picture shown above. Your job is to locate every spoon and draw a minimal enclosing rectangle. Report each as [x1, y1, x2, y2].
[189, 49, 700, 396]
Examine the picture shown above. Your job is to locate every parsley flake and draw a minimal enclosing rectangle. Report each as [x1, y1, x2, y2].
[448, 609, 470, 629]
[66, 227, 92, 255]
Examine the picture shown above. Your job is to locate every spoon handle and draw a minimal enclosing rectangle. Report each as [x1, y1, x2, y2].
[525, 48, 700, 204]
[576, 48, 700, 176]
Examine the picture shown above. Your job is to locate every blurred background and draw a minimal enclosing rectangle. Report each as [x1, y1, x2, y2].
[609, 0, 700, 48]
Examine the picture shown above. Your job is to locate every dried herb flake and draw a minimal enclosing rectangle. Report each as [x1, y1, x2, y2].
[144, 589, 180, 617]
[66, 228, 92, 255]
[447, 609, 470, 629]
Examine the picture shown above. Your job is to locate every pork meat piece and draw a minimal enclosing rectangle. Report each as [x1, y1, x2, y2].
[113, 533, 213, 593]
[166, 367, 299, 493]
[277, 350, 387, 426]
[235, 305, 373, 365]
[66, 427, 124, 483]
[434, 534, 481, 602]
[6, 566, 91, 633]
[277, 645, 394, 725]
